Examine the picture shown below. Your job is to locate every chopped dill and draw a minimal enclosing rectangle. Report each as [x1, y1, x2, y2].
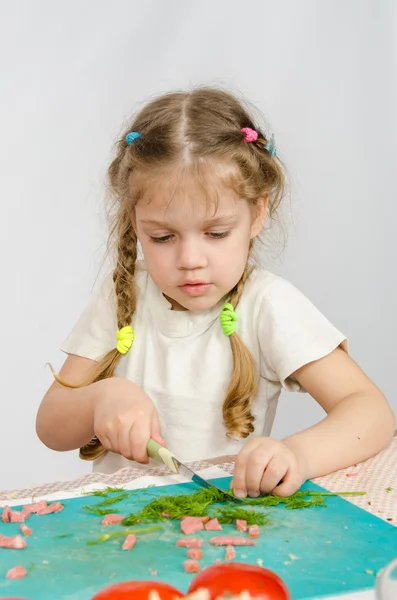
[82, 505, 121, 516]
[87, 487, 126, 497]
[213, 507, 269, 526]
[81, 485, 365, 528]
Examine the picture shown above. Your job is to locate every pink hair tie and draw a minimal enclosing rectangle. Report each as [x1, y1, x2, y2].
[241, 127, 258, 143]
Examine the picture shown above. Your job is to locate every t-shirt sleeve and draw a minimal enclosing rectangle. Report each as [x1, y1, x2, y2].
[61, 277, 118, 361]
[258, 278, 348, 392]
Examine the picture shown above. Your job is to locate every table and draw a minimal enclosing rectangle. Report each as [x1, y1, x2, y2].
[1, 437, 396, 600]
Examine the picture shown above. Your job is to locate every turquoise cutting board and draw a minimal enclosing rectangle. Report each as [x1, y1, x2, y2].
[0, 478, 396, 599]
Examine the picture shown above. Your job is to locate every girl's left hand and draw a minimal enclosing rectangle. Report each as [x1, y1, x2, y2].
[231, 437, 308, 498]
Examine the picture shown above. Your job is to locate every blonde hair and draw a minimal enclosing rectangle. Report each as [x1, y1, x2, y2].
[58, 88, 286, 460]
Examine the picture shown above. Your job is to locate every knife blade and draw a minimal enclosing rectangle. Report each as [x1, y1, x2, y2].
[147, 439, 245, 503]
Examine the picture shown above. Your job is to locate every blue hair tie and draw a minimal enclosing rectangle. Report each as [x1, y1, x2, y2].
[125, 131, 141, 145]
[265, 134, 276, 157]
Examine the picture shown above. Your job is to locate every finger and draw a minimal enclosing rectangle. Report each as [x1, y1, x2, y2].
[245, 450, 273, 498]
[150, 411, 166, 446]
[129, 422, 151, 464]
[272, 469, 302, 497]
[233, 439, 263, 498]
[95, 428, 115, 454]
[259, 457, 289, 495]
[117, 425, 135, 460]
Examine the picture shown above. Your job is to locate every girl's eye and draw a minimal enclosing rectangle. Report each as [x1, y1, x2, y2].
[207, 231, 231, 239]
[149, 235, 173, 243]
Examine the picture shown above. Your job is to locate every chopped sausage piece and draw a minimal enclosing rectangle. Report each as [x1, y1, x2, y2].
[204, 518, 222, 531]
[248, 525, 260, 538]
[176, 538, 202, 548]
[184, 559, 201, 573]
[225, 545, 236, 560]
[20, 524, 32, 537]
[209, 536, 256, 546]
[236, 519, 247, 532]
[22, 500, 47, 518]
[0, 535, 27, 549]
[101, 514, 125, 526]
[181, 516, 204, 535]
[36, 502, 64, 516]
[1, 505, 11, 522]
[122, 533, 137, 550]
[6, 565, 27, 579]
[10, 510, 25, 523]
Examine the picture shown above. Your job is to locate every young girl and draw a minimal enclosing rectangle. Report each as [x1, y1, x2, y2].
[36, 88, 395, 499]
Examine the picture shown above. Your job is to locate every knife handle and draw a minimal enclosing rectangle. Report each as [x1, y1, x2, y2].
[147, 439, 164, 461]
[147, 438, 178, 473]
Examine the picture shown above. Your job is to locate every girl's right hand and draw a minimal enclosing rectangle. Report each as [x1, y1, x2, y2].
[90, 377, 164, 464]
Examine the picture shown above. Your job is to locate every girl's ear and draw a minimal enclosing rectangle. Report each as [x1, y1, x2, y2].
[250, 196, 268, 238]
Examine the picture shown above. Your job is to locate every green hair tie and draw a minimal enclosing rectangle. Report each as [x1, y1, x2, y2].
[220, 302, 237, 336]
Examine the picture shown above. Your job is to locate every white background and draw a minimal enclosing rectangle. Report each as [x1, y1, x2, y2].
[0, 0, 396, 490]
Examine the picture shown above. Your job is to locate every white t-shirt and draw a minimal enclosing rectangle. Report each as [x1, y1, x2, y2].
[61, 263, 347, 473]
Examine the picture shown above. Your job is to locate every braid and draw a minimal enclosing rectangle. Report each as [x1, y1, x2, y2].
[222, 263, 257, 439]
[78, 221, 138, 460]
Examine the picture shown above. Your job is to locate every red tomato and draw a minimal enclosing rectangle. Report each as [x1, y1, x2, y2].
[188, 562, 290, 600]
[91, 580, 184, 600]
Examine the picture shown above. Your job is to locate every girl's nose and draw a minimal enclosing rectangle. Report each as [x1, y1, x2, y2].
[176, 238, 208, 270]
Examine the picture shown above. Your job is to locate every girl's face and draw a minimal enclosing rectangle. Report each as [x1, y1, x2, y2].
[134, 168, 265, 312]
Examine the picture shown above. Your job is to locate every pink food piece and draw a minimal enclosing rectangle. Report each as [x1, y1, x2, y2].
[36, 502, 64, 516]
[20, 524, 32, 537]
[161, 512, 172, 518]
[176, 538, 202, 549]
[236, 519, 247, 532]
[22, 500, 47, 518]
[181, 516, 204, 535]
[187, 549, 203, 560]
[225, 545, 236, 560]
[204, 518, 222, 531]
[181, 516, 209, 523]
[184, 559, 201, 573]
[6, 565, 27, 579]
[122, 533, 137, 550]
[248, 524, 260, 538]
[10, 510, 25, 523]
[346, 473, 359, 477]
[101, 513, 125, 526]
[209, 536, 256, 547]
[1, 505, 11, 522]
[0, 535, 27, 549]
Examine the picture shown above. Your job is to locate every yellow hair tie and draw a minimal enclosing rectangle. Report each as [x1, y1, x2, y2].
[220, 302, 237, 336]
[116, 325, 134, 355]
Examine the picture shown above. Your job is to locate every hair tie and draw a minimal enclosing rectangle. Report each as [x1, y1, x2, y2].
[241, 127, 258, 143]
[265, 134, 277, 157]
[125, 131, 141, 145]
[116, 325, 134, 354]
[220, 303, 237, 336]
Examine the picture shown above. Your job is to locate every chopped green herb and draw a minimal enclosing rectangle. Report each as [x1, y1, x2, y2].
[54, 534, 73, 539]
[386, 487, 393, 493]
[86, 487, 126, 497]
[213, 507, 268, 526]
[120, 487, 362, 527]
[82, 505, 121, 516]
[87, 526, 161, 545]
